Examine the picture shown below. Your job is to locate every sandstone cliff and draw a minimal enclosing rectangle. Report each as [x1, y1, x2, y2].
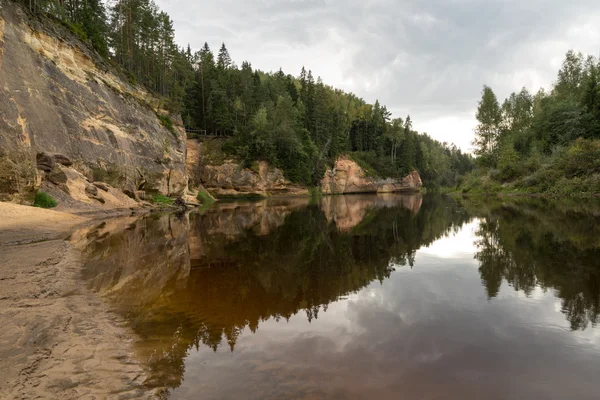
[188, 140, 422, 198]
[188, 138, 309, 198]
[321, 156, 422, 195]
[201, 160, 309, 197]
[0, 3, 187, 204]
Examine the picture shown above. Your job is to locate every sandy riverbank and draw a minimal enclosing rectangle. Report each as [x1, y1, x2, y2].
[0, 202, 159, 399]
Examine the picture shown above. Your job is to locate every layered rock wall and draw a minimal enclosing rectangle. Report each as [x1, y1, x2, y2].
[189, 141, 422, 198]
[190, 139, 308, 197]
[201, 161, 309, 197]
[0, 3, 187, 202]
[320, 156, 422, 195]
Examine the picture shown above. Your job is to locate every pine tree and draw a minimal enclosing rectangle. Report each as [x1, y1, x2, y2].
[305, 70, 316, 137]
[217, 43, 232, 70]
[398, 115, 416, 175]
[299, 67, 307, 93]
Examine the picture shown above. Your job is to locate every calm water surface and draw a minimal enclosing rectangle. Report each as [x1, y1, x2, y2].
[81, 195, 600, 399]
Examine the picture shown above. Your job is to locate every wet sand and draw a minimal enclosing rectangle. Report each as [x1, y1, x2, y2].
[0, 202, 158, 399]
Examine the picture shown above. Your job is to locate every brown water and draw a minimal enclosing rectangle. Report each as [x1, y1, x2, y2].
[81, 194, 600, 399]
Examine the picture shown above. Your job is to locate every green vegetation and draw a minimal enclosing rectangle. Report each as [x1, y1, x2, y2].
[15, 0, 110, 58]
[157, 114, 177, 138]
[12, 0, 471, 189]
[347, 152, 390, 178]
[214, 193, 265, 201]
[460, 50, 600, 196]
[182, 62, 473, 188]
[308, 186, 323, 199]
[63, 20, 88, 42]
[196, 189, 215, 205]
[150, 193, 174, 205]
[249, 161, 260, 174]
[199, 139, 227, 166]
[33, 191, 58, 208]
[23, 2, 599, 197]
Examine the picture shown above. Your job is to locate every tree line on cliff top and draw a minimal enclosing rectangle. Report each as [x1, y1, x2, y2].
[463, 51, 600, 195]
[13, 0, 473, 188]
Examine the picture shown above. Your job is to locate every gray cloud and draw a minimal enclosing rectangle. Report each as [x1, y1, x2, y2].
[157, 0, 600, 150]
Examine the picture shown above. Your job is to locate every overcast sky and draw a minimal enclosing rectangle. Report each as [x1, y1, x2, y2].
[156, 0, 600, 151]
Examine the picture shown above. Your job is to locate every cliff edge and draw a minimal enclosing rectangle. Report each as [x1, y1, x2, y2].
[0, 2, 187, 206]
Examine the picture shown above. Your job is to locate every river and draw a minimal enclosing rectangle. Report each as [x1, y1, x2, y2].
[80, 194, 600, 399]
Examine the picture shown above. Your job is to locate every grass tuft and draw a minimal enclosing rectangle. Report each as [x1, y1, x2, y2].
[151, 193, 174, 205]
[33, 191, 58, 208]
[157, 114, 177, 138]
[196, 189, 215, 205]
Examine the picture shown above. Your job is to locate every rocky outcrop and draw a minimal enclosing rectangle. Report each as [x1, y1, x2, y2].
[0, 3, 187, 202]
[191, 143, 422, 198]
[187, 138, 306, 198]
[320, 156, 422, 194]
[40, 163, 138, 210]
[200, 159, 309, 197]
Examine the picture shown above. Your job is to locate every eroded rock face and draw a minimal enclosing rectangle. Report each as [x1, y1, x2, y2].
[320, 157, 422, 194]
[36, 152, 55, 172]
[0, 4, 187, 202]
[41, 164, 138, 209]
[201, 159, 309, 197]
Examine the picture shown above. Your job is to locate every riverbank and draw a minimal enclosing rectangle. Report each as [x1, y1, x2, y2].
[0, 202, 159, 399]
[442, 187, 600, 199]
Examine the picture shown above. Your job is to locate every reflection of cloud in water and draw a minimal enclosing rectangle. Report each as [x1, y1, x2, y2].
[183, 261, 600, 399]
[78, 195, 600, 399]
[194, 246, 600, 399]
[417, 219, 480, 261]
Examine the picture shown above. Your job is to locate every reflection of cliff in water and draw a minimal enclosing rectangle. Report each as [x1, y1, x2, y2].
[470, 198, 600, 331]
[80, 194, 468, 390]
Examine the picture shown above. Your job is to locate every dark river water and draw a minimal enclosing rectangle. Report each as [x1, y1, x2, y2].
[81, 194, 600, 399]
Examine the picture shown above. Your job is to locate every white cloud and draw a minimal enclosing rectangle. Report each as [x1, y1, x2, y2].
[156, 0, 600, 150]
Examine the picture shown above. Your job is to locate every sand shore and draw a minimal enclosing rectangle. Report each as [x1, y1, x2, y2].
[0, 202, 158, 399]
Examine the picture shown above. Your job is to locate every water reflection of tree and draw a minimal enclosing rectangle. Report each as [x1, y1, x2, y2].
[82, 195, 470, 391]
[168, 197, 469, 386]
[473, 201, 600, 331]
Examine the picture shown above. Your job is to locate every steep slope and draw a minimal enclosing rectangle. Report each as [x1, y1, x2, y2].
[0, 2, 187, 204]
